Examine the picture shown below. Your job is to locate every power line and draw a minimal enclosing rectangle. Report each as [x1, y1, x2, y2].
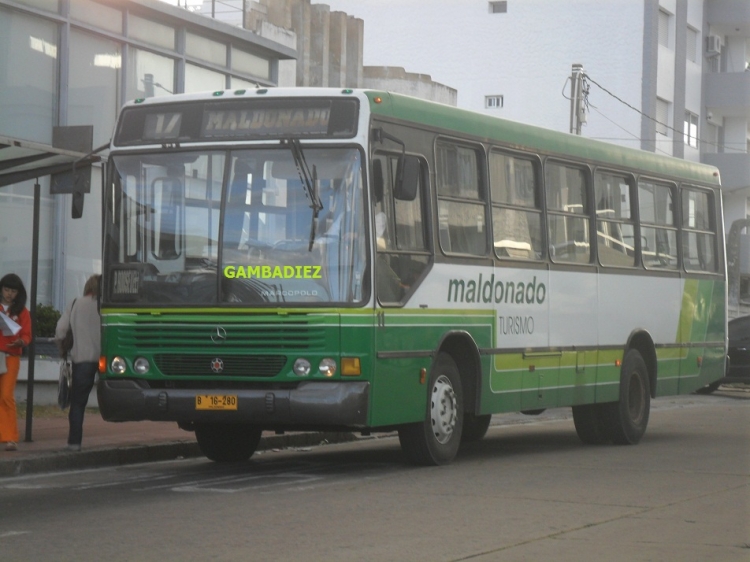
[583, 73, 745, 154]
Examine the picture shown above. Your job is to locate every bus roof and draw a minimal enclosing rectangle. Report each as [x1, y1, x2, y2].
[363, 90, 722, 188]
[116, 87, 721, 188]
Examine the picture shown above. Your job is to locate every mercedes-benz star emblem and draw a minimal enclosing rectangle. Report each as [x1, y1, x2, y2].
[211, 358, 224, 373]
[211, 326, 227, 344]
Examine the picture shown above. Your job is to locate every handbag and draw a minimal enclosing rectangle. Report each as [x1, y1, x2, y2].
[56, 298, 76, 359]
[57, 360, 73, 410]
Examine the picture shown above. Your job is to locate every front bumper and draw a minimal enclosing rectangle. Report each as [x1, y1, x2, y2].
[97, 379, 370, 428]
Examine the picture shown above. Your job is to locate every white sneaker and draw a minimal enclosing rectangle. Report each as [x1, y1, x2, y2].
[66, 444, 81, 452]
[5, 441, 17, 451]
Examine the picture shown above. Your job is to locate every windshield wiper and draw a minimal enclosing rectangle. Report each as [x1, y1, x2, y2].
[285, 138, 323, 251]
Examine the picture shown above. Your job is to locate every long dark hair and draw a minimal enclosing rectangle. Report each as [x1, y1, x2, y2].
[0, 273, 27, 316]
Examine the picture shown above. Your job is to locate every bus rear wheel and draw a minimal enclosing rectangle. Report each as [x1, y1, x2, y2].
[195, 422, 263, 462]
[601, 349, 651, 445]
[398, 353, 464, 465]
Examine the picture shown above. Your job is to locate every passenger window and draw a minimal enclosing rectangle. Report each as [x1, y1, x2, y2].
[638, 180, 678, 270]
[595, 171, 636, 267]
[545, 162, 590, 263]
[489, 151, 542, 260]
[436, 142, 487, 256]
[682, 187, 716, 272]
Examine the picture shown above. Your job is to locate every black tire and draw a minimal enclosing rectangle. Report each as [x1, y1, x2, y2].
[694, 381, 721, 395]
[462, 413, 492, 443]
[601, 350, 651, 445]
[572, 404, 609, 444]
[398, 353, 464, 465]
[195, 422, 263, 462]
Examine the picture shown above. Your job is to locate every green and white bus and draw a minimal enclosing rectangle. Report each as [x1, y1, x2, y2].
[98, 88, 726, 465]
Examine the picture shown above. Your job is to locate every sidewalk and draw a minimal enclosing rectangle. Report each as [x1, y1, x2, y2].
[0, 412, 356, 477]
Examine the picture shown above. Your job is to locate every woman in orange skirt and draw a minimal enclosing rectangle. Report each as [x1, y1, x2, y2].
[0, 273, 32, 451]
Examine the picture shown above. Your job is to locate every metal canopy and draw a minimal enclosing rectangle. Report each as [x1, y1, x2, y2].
[0, 135, 100, 188]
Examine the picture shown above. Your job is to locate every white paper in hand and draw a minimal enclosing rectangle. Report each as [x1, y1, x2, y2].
[0, 312, 21, 336]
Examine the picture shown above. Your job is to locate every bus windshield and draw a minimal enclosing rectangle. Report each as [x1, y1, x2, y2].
[105, 146, 367, 306]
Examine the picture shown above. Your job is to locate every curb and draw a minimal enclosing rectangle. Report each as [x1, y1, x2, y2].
[0, 431, 359, 478]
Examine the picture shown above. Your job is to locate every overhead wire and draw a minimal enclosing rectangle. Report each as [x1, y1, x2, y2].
[576, 73, 745, 154]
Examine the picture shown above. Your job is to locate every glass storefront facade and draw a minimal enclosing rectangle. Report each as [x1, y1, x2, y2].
[0, 0, 288, 311]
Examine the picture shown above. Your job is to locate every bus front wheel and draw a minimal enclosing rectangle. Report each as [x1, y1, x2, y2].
[195, 422, 263, 462]
[398, 353, 464, 465]
[462, 413, 491, 442]
[602, 349, 651, 445]
[572, 404, 609, 444]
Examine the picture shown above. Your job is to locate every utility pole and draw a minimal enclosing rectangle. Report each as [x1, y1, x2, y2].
[569, 63, 587, 135]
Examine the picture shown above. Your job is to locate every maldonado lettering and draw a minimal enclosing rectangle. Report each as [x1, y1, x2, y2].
[447, 274, 546, 304]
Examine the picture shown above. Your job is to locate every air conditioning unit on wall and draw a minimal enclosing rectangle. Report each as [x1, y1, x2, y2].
[706, 35, 722, 57]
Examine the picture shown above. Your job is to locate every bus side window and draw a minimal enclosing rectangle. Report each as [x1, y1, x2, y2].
[545, 161, 590, 264]
[638, 180, 678, 270]
[595, 171, 636, 267]
[435, 142, 487, 256]
[489, 151, 543, 260]
[681, 187, 717, 272]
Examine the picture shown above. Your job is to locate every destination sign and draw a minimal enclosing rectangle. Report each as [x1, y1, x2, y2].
[114, 98, 358, 146]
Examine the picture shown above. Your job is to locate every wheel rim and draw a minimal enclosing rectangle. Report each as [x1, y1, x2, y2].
[430, 374, 458, 444]
[627, 372, 646, 424]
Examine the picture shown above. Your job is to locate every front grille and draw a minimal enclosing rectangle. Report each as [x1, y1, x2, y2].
[115, 319, 327, 352]
[154, 354, 287, 377]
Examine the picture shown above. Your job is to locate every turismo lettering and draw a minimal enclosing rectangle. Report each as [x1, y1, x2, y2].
[447, 274, 546, 304]
[223, 265, 322, 279]
[498, 315, 534, 335]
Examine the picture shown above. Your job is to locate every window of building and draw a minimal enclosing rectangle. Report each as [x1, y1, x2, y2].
[230, 76, 259, 90]
[684, 111, 698, 148]
[488, 1, 507, 14]
[0, 7, 58, 143]
[485, 95, 504, 109]
[686, 26, 698, 63]
[70, 0, 122, 34]
[186, 33, 227, 67]
[126, 48, 175, 101]
[655, 98, 669, 136]
[231, 47, 270, 80]
[545, 161, 590, 264]
[68, 29, 120, 147]
[436, 142, 487, 256]
[185, 63, 226, 93]
[14, 0, 58, 12]
[489, 151, 542, 260]
[658, 9, 671, 48]
[128, 14, 175, 50]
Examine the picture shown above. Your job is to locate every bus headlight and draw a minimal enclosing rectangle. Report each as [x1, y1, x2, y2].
[111, 357, 127, 375]
[133, 357, 150, 374]
[319, 358, 337, 377]
[293, 358, 311, 376]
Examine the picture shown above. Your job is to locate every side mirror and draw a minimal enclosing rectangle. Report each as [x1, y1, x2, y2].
[394, 155, 420, 201]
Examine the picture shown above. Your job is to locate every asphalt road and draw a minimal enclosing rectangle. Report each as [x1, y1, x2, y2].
[0, 390, 748, 562]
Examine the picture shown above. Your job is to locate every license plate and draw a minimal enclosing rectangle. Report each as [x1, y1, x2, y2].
[195, 395, 238, 410]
